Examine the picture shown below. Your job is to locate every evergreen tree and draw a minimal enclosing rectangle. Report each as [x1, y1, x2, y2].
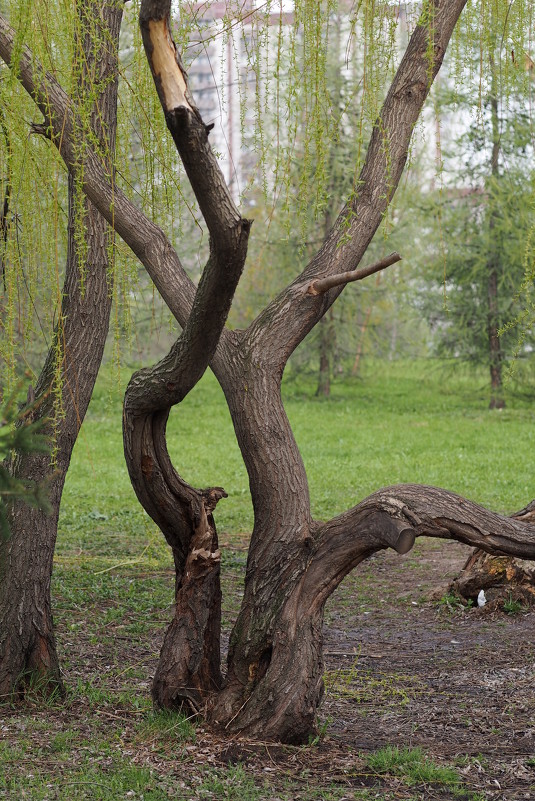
[421, 33, 534, 405]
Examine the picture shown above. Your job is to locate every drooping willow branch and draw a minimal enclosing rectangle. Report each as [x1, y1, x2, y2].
[0, 13, 196, 331]
[0, 106, 11, 294]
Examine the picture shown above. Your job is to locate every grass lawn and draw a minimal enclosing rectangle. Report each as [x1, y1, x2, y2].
[59, 356, 534, 562]
[1, 357, 533, 800]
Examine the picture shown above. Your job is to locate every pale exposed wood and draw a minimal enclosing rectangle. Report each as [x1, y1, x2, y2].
[147, 19, 191, 112]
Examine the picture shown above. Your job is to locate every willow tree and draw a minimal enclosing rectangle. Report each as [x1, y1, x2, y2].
[0, 0, 123, 698]
[1, 0, 535, 744]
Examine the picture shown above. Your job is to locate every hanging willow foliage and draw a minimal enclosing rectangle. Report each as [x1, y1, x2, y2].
[0, 0, 533, 393]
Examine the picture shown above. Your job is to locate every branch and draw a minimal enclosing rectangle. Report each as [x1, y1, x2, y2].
[248, 0, 468, 361]
[302, 484, 535, 608]
[139, 0, 244, 245]
[0, 13, 196, 330]
[306, 252, 401, 296]
[123, 1, 251, 567]
[137, 0, 250, 371]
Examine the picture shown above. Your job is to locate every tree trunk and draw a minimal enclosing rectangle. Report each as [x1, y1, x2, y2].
[0, 1, 122, 701]
[129, 0, 472, 740]
[123, 1, 251, 712]
[487, 53, 505, 410]
[10, 0, 534, 747]
[316, 310, 334, 397]
[10, 0, 525, 746]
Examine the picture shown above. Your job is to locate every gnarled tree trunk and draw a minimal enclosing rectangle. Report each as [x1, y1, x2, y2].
[0, 1, 122, 700]
[6, 0, 535, 746]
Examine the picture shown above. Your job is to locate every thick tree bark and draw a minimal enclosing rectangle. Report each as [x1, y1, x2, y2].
[9, 0, 470, 738]
[12, 0, 535, 748]
[210, 482, 535, 743]
[0, 1, 122, 701]
[210, 0, 471, 741]
[450, 501, 535, 603]
[122, 0, 251, 712]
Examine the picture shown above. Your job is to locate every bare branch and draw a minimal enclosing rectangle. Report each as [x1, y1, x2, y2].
[302, 484, 535, 609]
[139, 0, 243, 244]
[307, 252, 402, 296]
[0, 13, 196, 330]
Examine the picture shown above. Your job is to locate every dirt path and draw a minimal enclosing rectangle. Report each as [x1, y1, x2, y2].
[316, 539, 535, 799]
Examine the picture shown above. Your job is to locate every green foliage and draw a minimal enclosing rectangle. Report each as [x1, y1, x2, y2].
[416, 3, 535, 392]
[366, 745, 462, 788]
[137, 709, 196, 742]
[420, 168, 535, 373]
[436, 592, 473, 613]
[0, 381, 51, 537]
[502, 592, 524, 615]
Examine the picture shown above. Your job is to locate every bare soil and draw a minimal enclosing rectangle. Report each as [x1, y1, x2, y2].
[319, 538, 535, 799]
[2, 537, 535, 800]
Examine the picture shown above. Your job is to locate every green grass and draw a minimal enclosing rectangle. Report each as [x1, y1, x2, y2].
[59, 357, 535, 561]
[365, 746, 465, 791]
[3, 357, 531, 801]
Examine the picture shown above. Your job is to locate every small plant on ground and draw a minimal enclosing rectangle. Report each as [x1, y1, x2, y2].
[436, 592, 473, 613]
[324, 659, 417, 707]
[137, 709, 196, 742]
[197, 764, 263, 800]
[366, 745, 462, 788]
[503, 592, 524, 615]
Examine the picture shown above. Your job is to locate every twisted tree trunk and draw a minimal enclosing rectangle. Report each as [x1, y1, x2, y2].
[5, 0, 535, 746]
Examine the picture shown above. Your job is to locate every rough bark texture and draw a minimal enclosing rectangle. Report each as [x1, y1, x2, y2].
[9, 0, 535, 747]
[0, 1, 122, 701]
[209, 0, 472, 742]
[450, 500, 535, 604]
[122, 0, 251, 711]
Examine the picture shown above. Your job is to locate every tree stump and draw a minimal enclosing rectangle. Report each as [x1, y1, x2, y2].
[449, 501, 535, 609]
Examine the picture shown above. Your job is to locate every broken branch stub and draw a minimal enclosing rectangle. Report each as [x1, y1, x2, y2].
[307, 251, 402, 296]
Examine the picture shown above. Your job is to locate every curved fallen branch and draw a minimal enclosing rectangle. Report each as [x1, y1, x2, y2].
[306, 484, 535, 607]
[212, 483, 535, 743]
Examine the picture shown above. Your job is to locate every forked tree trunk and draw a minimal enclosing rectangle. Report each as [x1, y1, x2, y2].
[126, 0, 474, 740]
[123, 1, 251, 712]
[0, 1, 122, 701]
[7, 0, 535, 745]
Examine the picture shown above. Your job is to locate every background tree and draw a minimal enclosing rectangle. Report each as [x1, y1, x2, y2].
[419, 25, 534, 407]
